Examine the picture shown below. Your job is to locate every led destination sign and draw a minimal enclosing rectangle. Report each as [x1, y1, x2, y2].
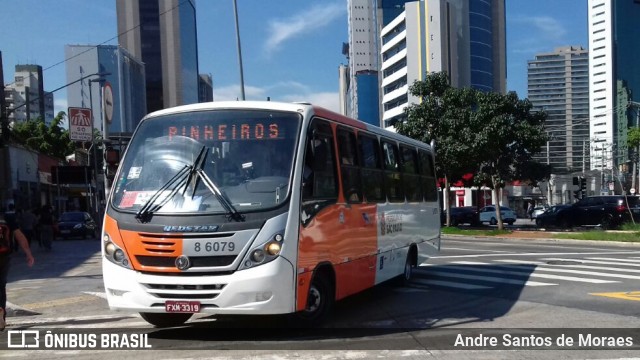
[167, 123, 281, 141]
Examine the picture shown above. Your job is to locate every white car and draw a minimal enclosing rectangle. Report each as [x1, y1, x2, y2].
[531, 205, 548, 219]
[479, 205, 516, 225]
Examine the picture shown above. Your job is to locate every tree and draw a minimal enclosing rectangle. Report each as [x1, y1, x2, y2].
[396, 72, 485, 226]
[472, 91, 548, 229]
[10, 111, 76, 159]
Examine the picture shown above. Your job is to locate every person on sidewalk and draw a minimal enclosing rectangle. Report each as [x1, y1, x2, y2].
[0, 209, 35, 331]
[38, 205, 54, 252]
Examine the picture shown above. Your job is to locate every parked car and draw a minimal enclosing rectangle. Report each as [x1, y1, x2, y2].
[478, 205, 516, 225]
[554, 195, 640, 229]
[441, 206, 480, 226]
[535, 205, 571, 228]
[56, 211, 98, 239]
[531, 205, 548, 219]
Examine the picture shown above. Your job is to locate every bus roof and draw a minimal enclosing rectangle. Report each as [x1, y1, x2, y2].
[142, 101, 433, 152]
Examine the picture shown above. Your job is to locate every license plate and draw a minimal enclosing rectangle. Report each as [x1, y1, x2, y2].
[165, 300, 201, 313]
[184, 240, 238, 256]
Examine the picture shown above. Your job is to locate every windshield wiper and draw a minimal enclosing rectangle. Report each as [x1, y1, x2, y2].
[196, 167, 245, 222]
[135, 145, 244, 223]
[135, 146, 207, 223]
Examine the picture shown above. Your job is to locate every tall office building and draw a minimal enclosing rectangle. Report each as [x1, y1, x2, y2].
[588, 0, 640, 171]
[4, 65, 54, 125]
[198, 73, 213, 103]
[346, 0, 381, 126]
[65, 45, 147, 137]
[379, 0, 506, 128]
[528, 46, 590, 173]
[116, 0, 199, 114]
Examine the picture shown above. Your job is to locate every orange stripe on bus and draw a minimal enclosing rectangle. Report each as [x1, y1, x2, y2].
[297, 203, 378, 308]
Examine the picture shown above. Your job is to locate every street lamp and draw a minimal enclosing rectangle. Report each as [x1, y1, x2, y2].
[88, 77, 107, 216]
[233, 0, 246, 100]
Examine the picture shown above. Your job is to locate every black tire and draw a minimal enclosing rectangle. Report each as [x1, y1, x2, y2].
[139, 312, 192, 328]
[600, 215, 614, 230]
[395, 250, 415, 286]
[535, 218, 542, 227]
[450, 218, 458, 227]
[507, 221, 514, 226]
[490, 217, 497, 226]
[292, 272, 334, 327]
[558, 218, 571, 229]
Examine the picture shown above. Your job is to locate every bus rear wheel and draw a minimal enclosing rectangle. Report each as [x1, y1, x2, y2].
[395, 250, 415, 286]
[139, 312, 192, 328]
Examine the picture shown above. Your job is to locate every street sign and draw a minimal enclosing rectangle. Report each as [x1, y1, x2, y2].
[68, 107, 93, 141]
[631, 188, 636, 194]
[103, 82, 114, 125]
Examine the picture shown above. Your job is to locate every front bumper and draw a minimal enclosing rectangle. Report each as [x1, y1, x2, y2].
[102, 256, 295, 315]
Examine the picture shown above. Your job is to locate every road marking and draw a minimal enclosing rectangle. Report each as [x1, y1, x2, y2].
[411, 278, 493, 290]
[542, 257, 640, 268]
[586, 257, 640, 263]
[485, 259, 640, 280]
[591, 291, 640, 302]
[21, 295, 101, 309]
[448, 261, 617, 284]
[422, 270, 555, 286]
[83, 291, 107, 299]
[431, 250, 640, 259]
[494, 259, 640, 274]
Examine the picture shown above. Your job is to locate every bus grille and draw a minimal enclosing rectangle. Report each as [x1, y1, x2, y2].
[136, 255, 236, 268]
[143, 283, 226, 300]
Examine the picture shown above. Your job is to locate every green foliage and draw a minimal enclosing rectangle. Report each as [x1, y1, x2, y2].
[10, 111, 76, 159]
[628, 127, 640, 149]
[397, 71, 548, 229]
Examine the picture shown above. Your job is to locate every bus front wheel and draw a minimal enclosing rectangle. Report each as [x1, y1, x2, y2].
[292, 273, 334, 326]
[139, 312, 192, 328]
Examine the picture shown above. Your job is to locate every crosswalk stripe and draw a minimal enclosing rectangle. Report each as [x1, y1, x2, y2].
[586, 257, 640, 263]
[489, 260, 640, 280]
[493, 259, 640, 274]
[423, 270, 556, 286]
[542, 257, 640, 268]
[411, 278, 493, 290]
[448, 261, 617, 284]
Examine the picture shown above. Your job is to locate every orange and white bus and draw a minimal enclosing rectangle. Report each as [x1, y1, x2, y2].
[101, 101, 440, 327]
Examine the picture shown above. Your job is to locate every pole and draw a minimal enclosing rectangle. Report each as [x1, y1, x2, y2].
[233, 0, 246, 100]
[546, 141, 552, 205]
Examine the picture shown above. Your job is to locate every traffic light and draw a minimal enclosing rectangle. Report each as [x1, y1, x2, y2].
[104, 147, 120, 182]
[580, 177, 587, 198]
[573, 189, 582, 200]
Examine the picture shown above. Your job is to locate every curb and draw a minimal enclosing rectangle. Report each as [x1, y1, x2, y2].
[442, 233, 640, 247]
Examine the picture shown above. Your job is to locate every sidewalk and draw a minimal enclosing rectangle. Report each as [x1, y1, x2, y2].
[5, 238, 103, 319]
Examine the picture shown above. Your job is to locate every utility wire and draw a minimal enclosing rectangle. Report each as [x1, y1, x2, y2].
[3, 0, 191, 88]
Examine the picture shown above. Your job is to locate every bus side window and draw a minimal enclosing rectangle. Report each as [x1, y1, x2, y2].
[301, 119, 338, 225]
[382, 140, 404, 202]
[419, 150, 438, 201]
[337, 127, 362, 203]
[401, 146, 421, 202]
[359, 134, 385, 203]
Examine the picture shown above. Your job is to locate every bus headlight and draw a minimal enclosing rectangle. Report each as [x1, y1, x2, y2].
[103, 234, 132, 269]
[240, 231, 284, 270]
[251, 249, 266, 263]
[266, 242, 281, 256]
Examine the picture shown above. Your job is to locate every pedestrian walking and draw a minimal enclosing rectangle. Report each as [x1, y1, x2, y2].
[0, 209, 35, 331]
[38, 205, 54, 252]
[19, 209, 37, 248]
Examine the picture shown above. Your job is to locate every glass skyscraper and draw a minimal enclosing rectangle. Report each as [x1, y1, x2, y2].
[116, 0, 199, 114]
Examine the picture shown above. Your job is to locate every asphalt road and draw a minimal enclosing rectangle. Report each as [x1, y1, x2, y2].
[1, 234, 639, 359]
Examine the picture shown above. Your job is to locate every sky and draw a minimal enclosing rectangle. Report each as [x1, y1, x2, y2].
[1, 0, 587, 119]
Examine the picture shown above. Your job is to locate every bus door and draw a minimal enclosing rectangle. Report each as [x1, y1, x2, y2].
[334, 127, 377, 297]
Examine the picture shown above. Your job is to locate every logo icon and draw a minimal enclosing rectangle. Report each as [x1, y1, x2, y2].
[8, 330, 40, 348]
[175, 255, 191, 270]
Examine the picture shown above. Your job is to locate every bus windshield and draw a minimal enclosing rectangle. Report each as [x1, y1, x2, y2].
[111, 109, 302, 214]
